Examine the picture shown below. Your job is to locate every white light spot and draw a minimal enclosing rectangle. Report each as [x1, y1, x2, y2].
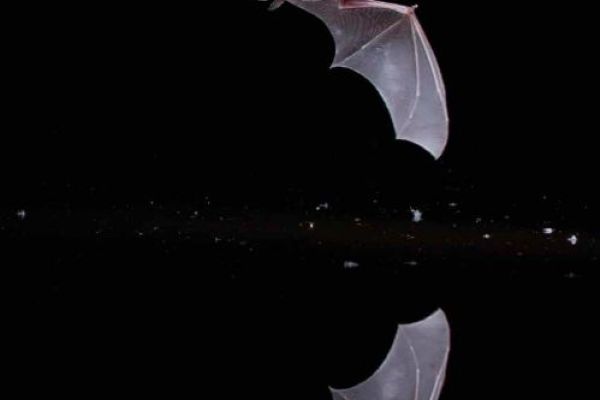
[567, 235, 578, 246]
[344, 261, 360, 269]
[543, 228, 554, 235]
[410, 208, 422, 223]
[316, 202, 330, 211]
[16, 210, 27, 220]
[483, 234, 491, 239]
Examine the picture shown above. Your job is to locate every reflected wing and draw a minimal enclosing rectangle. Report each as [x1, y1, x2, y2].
[285, 0, 449, 159]
[330, 309, 451, 400]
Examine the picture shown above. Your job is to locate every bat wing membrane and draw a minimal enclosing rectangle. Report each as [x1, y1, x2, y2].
[329, 310, 450, 400]
[286, 0, 449, 158]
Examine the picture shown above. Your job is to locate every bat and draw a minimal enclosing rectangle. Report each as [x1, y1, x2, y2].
[261, 0, 449, 159]
[330, 309, 450, 400]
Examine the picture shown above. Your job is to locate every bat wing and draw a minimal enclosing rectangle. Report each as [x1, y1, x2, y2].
[284, 0, 449, 159]
[330, 309, 450, 400]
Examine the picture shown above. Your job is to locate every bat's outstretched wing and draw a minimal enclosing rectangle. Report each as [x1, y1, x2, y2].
[273, 0, 449, 159]
[330, 309, 450, 400]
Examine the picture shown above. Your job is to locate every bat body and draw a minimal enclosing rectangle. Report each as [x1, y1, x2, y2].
[263, 0, 449, 159]
[330, 310, 450, 400]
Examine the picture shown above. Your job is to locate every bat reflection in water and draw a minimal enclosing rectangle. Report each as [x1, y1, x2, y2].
[261, 0, 449, 159]
[330, 310, 450, 400]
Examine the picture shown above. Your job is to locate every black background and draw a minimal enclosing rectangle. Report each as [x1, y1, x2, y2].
[4, 1, 598, 398]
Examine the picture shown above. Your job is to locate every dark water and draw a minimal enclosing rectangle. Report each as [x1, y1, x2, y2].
[5, 201, 598, 399]
[4, 1, 598, 398]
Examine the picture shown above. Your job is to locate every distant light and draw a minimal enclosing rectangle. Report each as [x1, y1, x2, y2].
[316, 202, 330, 211]
[543, 228, 554, 235]
[16, 210, 26, 220]
[483, 233, 491, 239]
[567, 235, 578, 246]
[344, 261, 360, 269]
[410, 208, 422, 223]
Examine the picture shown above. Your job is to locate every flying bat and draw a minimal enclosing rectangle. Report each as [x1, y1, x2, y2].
[261, 0, 449, 159]
[330, 309, 450, 400]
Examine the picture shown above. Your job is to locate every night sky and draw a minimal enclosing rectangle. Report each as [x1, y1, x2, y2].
[4, 1, 598, 398]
